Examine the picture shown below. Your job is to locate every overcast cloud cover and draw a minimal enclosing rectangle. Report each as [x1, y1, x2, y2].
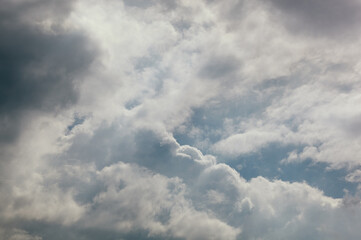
[1, 0, 361, 239]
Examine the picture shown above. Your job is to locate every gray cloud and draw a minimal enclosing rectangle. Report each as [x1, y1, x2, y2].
[0, 0, 72, 22]
[0, 0, 97, 144]
[198, 55, 240, 80]
[123, 0, 178, 10]
[0, 227, 42, 240]
[265, 0, 361, 37]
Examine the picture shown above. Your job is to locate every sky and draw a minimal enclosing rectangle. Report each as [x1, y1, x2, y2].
[1, 0, 361, 239]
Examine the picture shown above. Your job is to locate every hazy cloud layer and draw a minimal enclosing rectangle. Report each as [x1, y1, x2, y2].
[1, 0, 361, 239]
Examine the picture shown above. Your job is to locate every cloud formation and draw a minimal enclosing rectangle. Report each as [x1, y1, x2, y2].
[0, 0, 96, 146]
[1, 0, 361, 239]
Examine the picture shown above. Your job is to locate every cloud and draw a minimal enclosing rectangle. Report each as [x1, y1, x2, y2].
[346, 170, 361, 183]
[198, 54, 240, 80]
[0, 228, 42, 240]
[2, 0, 361, 239]
[264, 0, 361, 38]
[83, 161, 241, 239]
[123, 0, 178, 10]
[212, 128, 284, 156]
[211, 55, 361, 168]
[0, 0, 97, 146]
[9, 116, 361, 239]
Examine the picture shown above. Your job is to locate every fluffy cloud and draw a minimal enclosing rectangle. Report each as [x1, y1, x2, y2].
[2, 0, 361, 239]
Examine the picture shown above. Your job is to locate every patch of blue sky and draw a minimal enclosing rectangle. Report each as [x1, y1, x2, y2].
[174, 93, 268, 147]
[174, 76, 295, 148]
[66, 114, 86, 134]
[125, 98, 142, 110]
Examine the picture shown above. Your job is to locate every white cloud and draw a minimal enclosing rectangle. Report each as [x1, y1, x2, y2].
[212, 128, 284, 156]
[82, 161, 241, 239]
[214, 57, 361, 168]
[2, 0, 361, 239]
[346, 170, 361, 183]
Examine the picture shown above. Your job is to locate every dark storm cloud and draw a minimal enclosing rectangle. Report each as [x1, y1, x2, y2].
[0, 0, 97, 144]
[266, 0, 361, 37]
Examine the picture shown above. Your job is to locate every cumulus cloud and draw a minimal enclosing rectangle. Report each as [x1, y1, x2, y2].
[2, 0, 361, 239]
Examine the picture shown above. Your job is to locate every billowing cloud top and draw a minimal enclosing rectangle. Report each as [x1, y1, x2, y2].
[1, 0, 361, 239]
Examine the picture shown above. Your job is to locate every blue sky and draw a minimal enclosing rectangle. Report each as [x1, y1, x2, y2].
[1, 0, 361, 239]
